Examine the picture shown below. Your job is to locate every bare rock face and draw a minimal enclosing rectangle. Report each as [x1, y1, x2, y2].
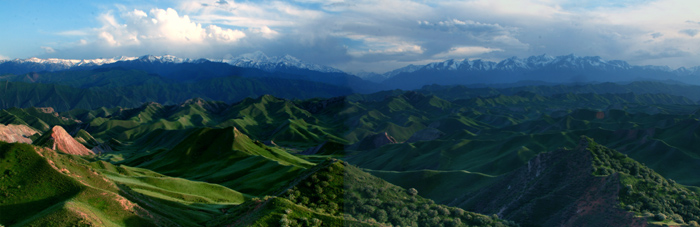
[34, 126, 95, 156]
[0, 124, 39, 144]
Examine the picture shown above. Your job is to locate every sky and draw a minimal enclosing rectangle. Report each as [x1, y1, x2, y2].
[0, 0, 699, 73]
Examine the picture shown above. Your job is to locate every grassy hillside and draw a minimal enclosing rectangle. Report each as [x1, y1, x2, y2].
[210, 159, 517, 227]
[127, 127, 313, 196]
[0, 141, 248, 226]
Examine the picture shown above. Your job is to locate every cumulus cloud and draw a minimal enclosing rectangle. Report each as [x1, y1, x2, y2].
[101, 8, 245, 46]
[651, 32, 663, 39]
[47, 7, 248, 59]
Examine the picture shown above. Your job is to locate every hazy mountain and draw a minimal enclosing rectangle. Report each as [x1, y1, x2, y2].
[381, 54, 700, 89]
[0, 54, 385, 93]
[221, 51, 343, 73]
[0, 56, 136, 75]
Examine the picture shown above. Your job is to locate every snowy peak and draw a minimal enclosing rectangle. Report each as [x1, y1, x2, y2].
[1, 56, 138, 68]
[237, 51, 270, 62]
[400, 54, 669, 73]
[379, 54, 700, 90]
[135, 55, 197, 64]
[222, 51, 343, 73]
[422, 58, 496, 71]
[0, 53, 342, 75]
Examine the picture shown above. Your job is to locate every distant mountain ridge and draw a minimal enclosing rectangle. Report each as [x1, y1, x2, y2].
[0, 53, 383, 93]
[220, 51, 343, 73]
[0, 52, 342, 75]
[379, 54, 700, 89]
[5, 53, 700, 92]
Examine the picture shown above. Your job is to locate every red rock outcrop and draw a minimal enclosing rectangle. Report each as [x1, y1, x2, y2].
[0, 124, 39, 144]
[42, 126, 95, 156]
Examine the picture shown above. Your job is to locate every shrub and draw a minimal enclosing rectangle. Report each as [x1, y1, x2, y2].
[368, 198, 382, 206]
[375, 210, 388, 223]
[655, 213, 667, 221]
[407, 188, 418, 196]
[311, 218, 322, 227]
[437, 206, 450, 216]
[454, 208, 465, 217]
[671, 214, 684, 224]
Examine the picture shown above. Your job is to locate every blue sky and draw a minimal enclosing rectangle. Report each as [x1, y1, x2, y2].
[1, 0, 699, 73]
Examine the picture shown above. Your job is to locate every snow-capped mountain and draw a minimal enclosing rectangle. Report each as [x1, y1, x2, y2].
[0, 53, 384, 93]
[220, 51, 343, 73]
[380, 54, 700, 89]
[0, 53, 343, 75]
[409, 54, 644, 72]
[132, 55, 200, 64]
[0, 56, 137, 74]
[3, 56, 137, 66]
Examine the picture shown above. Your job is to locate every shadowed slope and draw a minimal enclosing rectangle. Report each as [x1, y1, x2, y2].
[452, 137, 650, 227]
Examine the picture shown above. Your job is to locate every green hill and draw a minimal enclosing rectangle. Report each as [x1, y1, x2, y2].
[0, 141, 248, 226]
[210, 159, 517, 227]
[128, 127, 313, 196]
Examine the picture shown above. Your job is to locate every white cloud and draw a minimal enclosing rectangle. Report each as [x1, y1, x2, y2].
[0, 54, 8, 60]
[101, 8, 245, 46]
[433, 46, 503, 59]
[41, 46, 56, 54]
[343, 35, 424, 57]
[248, 26, 279, 39]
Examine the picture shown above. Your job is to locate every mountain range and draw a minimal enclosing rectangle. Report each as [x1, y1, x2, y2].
[4, 53, 700, 92]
